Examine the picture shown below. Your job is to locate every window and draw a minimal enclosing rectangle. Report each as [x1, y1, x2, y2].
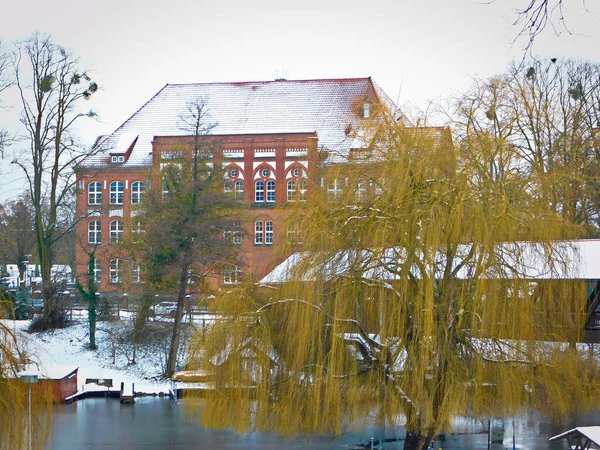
[261, 168, 270, 177]
[224, 181, 233, 193]
[88, 182, 102, 205]
[287, 225, 304, 245]
[293, 167, 302, 177]
[255, 220, 273, 245]
[375, 178, 386, 196]
[265, 220, 273, 245]
[298, 179, 307, 202]
[162, 183, 171, 200]
[93, 259, 101, 284]
[109, 259, 122, 284]
[355, 181, 367, 202]
[131, 264, 141, 284]
[111, 155, 125, 163]
[109, 181, 124, 205]
[230, 168, 238, 178]
[132, 221, 144, 242]
[266, 180, 275, 203]
[235, 180, 244, 201]
[131, 181, 145, 204]
[287, 180, 296, 202]
[223, 266, 242, 285]
[255, 180, 264, 202]
[224, 221, 242, 245]
[363, 103, 371, 118]
[110, 220, 123, 244]
[327, 179, 344, 201]
[88, 220, 101, 244]
[254, 221, 263, 244]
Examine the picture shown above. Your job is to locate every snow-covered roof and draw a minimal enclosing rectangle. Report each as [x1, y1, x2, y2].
[83, 78, 396, 168]
[549, 426, 600, 445]
[260, 240, 600, 284]
[3, 264, 73, 289]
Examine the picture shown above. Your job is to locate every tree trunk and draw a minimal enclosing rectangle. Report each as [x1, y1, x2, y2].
[403, 431, 433, 450]
[165, 262, 189, 377]
[88, 300, 97, 350]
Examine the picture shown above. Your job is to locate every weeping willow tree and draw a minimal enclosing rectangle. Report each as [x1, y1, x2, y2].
[0, 299, 54, 449]
[188, 102, 600, 450]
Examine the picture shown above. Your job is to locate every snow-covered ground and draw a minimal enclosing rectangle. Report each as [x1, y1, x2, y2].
[2, 318, 202, 395]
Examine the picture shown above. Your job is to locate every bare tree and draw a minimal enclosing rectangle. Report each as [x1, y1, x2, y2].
[0, 196, 36, 281]
[0, 39, 14, 157]
[513, 0, 593, 52]
[12, 32, 97, 329]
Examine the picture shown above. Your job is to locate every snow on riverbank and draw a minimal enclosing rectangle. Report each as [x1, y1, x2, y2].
[3, 319, 194, 395]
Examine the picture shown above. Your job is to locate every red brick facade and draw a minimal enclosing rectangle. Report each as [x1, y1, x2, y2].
[75, 132, 320, 293]
[74, 77, 392, 297]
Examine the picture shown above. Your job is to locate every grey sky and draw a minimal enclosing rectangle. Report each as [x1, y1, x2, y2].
[0, 0, 598, 200]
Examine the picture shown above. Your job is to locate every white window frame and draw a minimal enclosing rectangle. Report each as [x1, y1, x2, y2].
[93, 259, 101, 284]
[223, 266, 242, 285]
[110, 181, 124, 205]
[254, 221, 263, 244]
[131, 264, 141, 284]
[255, 180, 264, 202]
[327, 179, 344, 201]
[235, 180, 244, 201]
[109, 259, 122, 284]
[88, 182, 102, 206]
[110, 220, 123, 244]
[265, 220, 273, 245]
[287, 180, 296, 202]
[266, 180, 275, 203]
[131, 181, 145, 204]
[88, 220, 101, 244]
[298, 179, 307, 202]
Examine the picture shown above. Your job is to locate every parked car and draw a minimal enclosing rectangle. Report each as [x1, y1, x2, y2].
[154, 302, 177, 317]
[31, 299, 44, 313]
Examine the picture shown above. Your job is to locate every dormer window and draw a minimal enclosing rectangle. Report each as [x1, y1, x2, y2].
[111, 155, 125, 163]
[363, 103, 371, 118]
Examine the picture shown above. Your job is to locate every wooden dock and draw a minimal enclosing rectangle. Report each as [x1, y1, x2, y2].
[120, 382, 135, 404]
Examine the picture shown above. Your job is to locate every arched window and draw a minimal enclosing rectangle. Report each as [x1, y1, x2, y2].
[224, 181, 233, 193]
[265, 220, 274, 244]
[235, 180, 244, 201]
[287, 180, 296, 202]
[110, 181, 124, 205]
[254, 220, 274, 245]
[88, 220, 101, 244]
[88, 182, 102, 205]
[109, 220, 123, 244]
[255, 180, 264, 202]
[266, 180, 275, 203]
[298, 179, 307, 202]
[109, 259, 122, 284]
[131, 181, 145, 204]
[254, 221, 263, 244]
[93, 259, 102, 284]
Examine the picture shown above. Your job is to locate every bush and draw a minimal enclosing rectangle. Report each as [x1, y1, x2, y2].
[13, 291, 33, 320]
[28, 308, 70, 332]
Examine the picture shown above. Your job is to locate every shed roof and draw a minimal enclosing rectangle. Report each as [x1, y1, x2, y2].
[82, 77, 399, 169]
[549, 426, 600, 446]
[260, 240, 600, 284]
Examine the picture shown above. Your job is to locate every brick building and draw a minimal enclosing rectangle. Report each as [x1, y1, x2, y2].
[75, 77, 403, 294]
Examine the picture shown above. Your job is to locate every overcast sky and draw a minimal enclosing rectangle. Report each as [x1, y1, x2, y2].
[0, 0, 598, 200]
